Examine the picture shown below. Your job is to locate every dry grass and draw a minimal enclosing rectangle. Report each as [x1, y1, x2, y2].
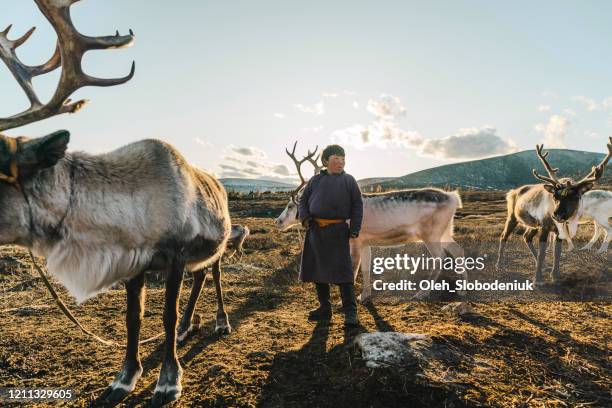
[0, 191, 610, 407]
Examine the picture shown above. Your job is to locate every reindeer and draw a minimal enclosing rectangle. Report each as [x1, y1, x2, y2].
[496, 138, 612, 285]
[275, 142, 465, 301]
[561, 189, 612, 254]
[0, 1, 231, 406]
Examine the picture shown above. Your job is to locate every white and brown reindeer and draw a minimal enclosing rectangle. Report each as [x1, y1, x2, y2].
[496, 138, 612, 285]
[274, 142, 465, 301]
[0, 1, 232, 406]
[560, 189, 612, 254]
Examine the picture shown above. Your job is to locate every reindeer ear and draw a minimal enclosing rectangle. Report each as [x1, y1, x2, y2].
[543, 185, 556, 194]
[577, 182, 594, 195]
[18, 130, 70, 176]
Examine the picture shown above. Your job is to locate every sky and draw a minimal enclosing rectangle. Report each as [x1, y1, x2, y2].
[1, 0, 611, 183]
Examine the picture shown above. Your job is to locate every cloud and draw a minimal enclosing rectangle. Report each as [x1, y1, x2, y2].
[541, 91, 558, 98]
[603, 97, 612, 111]
[273, 113, 285, 119]
[229, 145, 267, 158]
[322, 92, 338, 98]
[366, 94, 406, 119]
[193, 137, 213, 148]
[220, 146, 299, 181]
[272, 164, 291, 176]
[331, 121, 423, 150]
[331, 94, 421, 150]
[352, 101, 359, 109]
[419, 127, 518, 159]
[534, 115, 570, 148]
[571, 95, 598, 111]
[537, 105, 551, 112]
[294, 101, 325, 115]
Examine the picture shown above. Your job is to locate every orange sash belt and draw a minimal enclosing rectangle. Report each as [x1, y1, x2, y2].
[314, 218, 345, 228]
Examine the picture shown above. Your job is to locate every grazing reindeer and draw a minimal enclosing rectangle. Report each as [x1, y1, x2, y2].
[496, 138, 612, 285]
[275, 143, 464, 301]
[0, 1, 231, 406]
[562, 190, 612, 254]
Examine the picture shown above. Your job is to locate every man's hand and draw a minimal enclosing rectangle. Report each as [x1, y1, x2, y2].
[350, 232, 359, 239]
[302, 218, 311, 229]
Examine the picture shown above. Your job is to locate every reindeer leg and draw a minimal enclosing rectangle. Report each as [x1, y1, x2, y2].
[581, 221, 600, 251]
[177, 269, 207, 344]
[496, 215, 518, 270]
[596, 222, 610, 254]
[359, 246, 372, 304]
[534, 229, 549, 286]
[99, 271, 145, 404]
[551, 236, 562, 282]
[212, 259, 231, 335]
[152, 256, 185, 407]
[523, 228, 538, 262]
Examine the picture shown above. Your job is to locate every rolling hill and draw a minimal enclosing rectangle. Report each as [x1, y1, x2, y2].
[359, 149, 611, 191]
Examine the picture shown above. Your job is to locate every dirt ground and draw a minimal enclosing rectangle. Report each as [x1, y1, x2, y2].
[0, 191, 610, 407]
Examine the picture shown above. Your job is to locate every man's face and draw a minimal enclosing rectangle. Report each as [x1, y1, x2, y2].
[325, 154, 345, 174]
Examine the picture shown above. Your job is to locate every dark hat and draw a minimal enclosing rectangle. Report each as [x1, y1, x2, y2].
[322, 144, 345, 161]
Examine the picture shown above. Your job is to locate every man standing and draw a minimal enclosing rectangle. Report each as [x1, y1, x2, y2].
[298, 144, 363, 326]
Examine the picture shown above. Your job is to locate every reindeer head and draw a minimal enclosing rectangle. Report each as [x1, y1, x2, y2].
[532, 137, 612, 223]
[274, 141, 322, 230]
[0, 131, 70, 244]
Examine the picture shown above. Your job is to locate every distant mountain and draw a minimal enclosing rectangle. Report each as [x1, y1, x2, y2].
[220, 178, 296, 193]
[359, 149, 611, 191]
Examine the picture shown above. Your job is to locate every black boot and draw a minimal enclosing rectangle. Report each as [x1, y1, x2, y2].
[339, 283, 359, 326]
[308, 283, 332, 321]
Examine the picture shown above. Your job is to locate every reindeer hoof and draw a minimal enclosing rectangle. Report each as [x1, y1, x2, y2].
[215, 312, 231, 335]
[177, 314, 201, 344]
[151, 387, 181, 407]
[98, 386, 130, 406]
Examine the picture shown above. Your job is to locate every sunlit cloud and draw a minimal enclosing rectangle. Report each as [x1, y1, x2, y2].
[273, 113, 285, 119]
[352, 101, 359, 109]
[322, 92, 338, 98]
[537, 105, 551, 112]
[366, 94, 406, 119]
[534, 114, 570, 148]
[420, 127, 518, 159]
[331, 121, 423, 150]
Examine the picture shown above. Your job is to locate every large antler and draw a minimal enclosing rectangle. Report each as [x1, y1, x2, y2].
[575, 136, 612, 186]
[0, 0, 135, 131]
[286, 141, 318, 202]
[532, 144, 562, 186]
[306, 150, 323, 175]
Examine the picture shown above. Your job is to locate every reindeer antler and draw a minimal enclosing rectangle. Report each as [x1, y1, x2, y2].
[532, 144, 562, 186]
[305, 148, 323, 175]
[0, 0, 135, 131]
[575, 136, 612, 186]
[286, 141, 318, 202]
